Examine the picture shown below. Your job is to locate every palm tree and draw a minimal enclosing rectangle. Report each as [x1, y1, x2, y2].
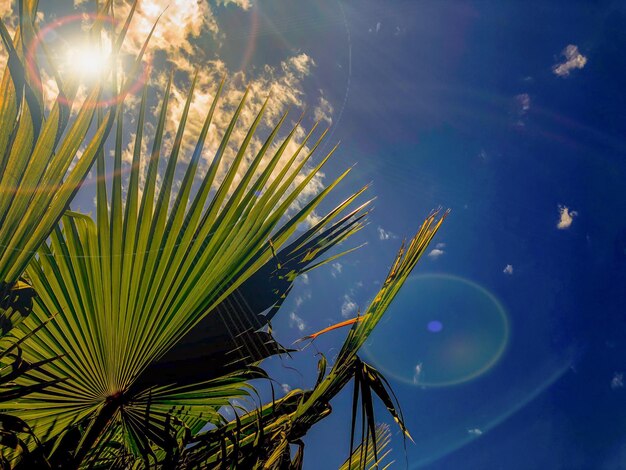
[1, 2, 448, 468]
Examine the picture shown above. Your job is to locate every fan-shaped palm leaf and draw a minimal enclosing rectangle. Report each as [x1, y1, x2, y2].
[9, 55, 369, 464]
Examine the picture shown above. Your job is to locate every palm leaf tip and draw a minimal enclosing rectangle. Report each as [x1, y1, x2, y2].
[341, 423, 393, 470]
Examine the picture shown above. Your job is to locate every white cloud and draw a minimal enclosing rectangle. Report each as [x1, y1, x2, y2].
[516, 93, 530, 113]
[300, 273, 309, 285]
[503, 264, 514, 275]
[331, 262, 343, 278]
[67, 2, 330, 222]
[313, 94, 333, 126]
[377, 226, 396, 241]
[435, 242, 446, 249]
[368, 21, 381, 34]
[428, 248, 445, 259]
[215, 0, 252, 10]
[107, 0, 219, 59]
[289, 312, 306, 332]
[281, 383, 292, 393]
[0, 1, 15, 69]
[611, 372, 624, 390]
[514, 93, 530, 126]
[552, 45, 587, 77]
[412, 363, 422, 384]
[294, 291, 311, 308]
[169, 54, 324, 206]
[120, 55, 325, 221]
[557, 205, 578, 230]
[0, 0, 12, 18]
[341, 294, 357, 318]
[468, 428, 483, 436]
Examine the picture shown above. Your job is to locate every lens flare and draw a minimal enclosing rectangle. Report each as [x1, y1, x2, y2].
[64, 44, 112, 83]
[427, 320, 443, 332]
[25, 13, 150, 109]
[363, 274, 509, 388]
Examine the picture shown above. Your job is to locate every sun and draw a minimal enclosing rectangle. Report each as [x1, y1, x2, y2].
[64, 43, 112, 83]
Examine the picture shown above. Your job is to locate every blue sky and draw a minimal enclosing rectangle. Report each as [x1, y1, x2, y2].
[261, 1, 626, 468]
[16, 0, 626, 468]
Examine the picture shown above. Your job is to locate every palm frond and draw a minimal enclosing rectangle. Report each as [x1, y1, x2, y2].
[0, 0, 117, 286]
[9, 60, 365, 465]
[137, 189, 371, 388]
[340, 424, 393, 470]
[178, 211, 447, 469]
[0, 1, 143, 329]
[0, 316, 62, 467]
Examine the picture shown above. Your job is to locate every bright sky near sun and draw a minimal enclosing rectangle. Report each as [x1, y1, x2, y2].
[3, 1, 626, 468]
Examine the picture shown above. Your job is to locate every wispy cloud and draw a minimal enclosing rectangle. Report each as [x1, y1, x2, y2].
[331, 262, 343, 278]
[341, 294, 357, 318]
[377, 226, 396, 241]
[412, 363, 422, 384]
[0, 0, 12, 18]
[368, 21, 382, 34]
[557, 205, 578, 230]
[71, 0, 331, 222]
[294, 291, 312, 308]
[514, 93, 531, 126]
[516, 93, 530, 113]
[468, 428, 483, 436]
[101, 0, 219, 58]
[215, 0, 252, 10]
[313, 93, 333, 126]
[503, 264, 514, 275]
[552, 45, 587, 77]
[289, 312, 306, 332]
[428, 248, 445, 259]
[611, 372, 624, 389]
[281, 383, 292, 393]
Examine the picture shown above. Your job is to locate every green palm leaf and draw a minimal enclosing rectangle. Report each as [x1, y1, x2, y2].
[9, 60, 366, 464]
[138, 189, 371, 388]
[178, 211, 447, 469]
[339, 424, 393, 470]
[0, 0, 143, 332]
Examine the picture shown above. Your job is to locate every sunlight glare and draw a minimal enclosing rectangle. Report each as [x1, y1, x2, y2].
[64, 44, 111, 82]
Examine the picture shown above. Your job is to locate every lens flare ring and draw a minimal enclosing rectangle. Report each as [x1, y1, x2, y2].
[364, 274, 510, 388]
[25, 13, 151, 110]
